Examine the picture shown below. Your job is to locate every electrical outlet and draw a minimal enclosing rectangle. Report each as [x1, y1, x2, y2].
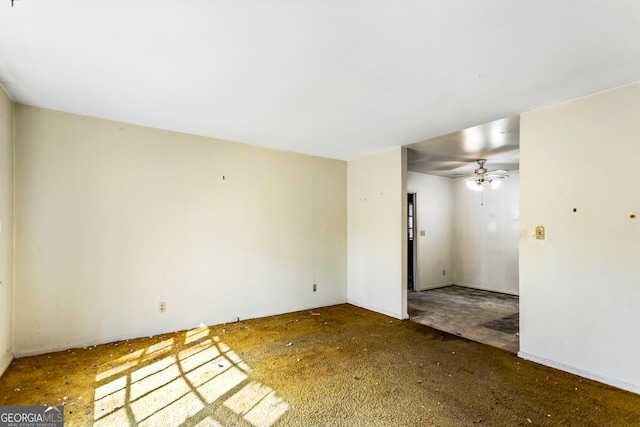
[159, 302, 166, 313]
[313, 283, 317, 292]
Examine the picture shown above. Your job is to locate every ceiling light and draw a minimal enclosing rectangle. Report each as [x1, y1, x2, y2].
[465, 159, 508, 191]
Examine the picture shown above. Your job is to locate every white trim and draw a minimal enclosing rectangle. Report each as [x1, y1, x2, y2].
[416, 282, 454, 292]
[14, 327, 183, 358]
[454, 282, 519, 297]
[14, 302, 350, 357]
[347, 300, 404, 320]
[407, 191, 418, 294]
[518, 352, 640, 395]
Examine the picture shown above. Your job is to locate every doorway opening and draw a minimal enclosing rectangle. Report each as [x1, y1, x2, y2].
[403, 115, 520, 353]
[407, 192, 416, 292]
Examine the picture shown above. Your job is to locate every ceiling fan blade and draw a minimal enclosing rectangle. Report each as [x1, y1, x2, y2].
[430, 162, 478, 171]
[406, 150, 474, 163]
[406, 150, 480, 171]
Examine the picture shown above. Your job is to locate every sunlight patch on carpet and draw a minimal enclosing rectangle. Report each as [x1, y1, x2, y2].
[93, 327, 288, 426]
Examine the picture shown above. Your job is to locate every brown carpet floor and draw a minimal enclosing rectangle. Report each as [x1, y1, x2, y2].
[1, 304, 639, 426]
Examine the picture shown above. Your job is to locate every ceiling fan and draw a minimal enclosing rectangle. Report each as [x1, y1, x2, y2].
[464, 159, 509, 191]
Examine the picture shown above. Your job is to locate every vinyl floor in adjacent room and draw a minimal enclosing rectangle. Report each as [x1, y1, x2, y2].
[2, 303, 639, 426]
[408, 286, 520, 354]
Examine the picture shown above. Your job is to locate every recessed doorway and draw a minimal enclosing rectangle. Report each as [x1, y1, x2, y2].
[407, 192, 416, 292]
[403, 115, 520, 353]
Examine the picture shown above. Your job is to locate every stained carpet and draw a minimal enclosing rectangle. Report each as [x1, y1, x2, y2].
[1, 304, 639, 426]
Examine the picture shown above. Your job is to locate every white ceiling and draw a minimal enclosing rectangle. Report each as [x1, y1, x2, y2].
[407, 115, 519, 177]
[1, 1, 640, 161]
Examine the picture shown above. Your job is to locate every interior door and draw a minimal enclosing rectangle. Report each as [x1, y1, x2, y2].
[408, 193, 415, 291]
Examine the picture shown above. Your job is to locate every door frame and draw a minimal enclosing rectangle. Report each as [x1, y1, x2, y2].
[407, 192, 418, 292]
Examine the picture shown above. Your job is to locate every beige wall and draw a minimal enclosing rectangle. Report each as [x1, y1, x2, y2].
[14, 105, 347, 355]
[406, 171, 518, 294]
[406, 172, 454, 290]
[347, 147, 407, 319]
[454, 171, 520, 295]
[0, 86, 13, 373]
[520, 82, 640, 393]
[7, 80, 640, 395]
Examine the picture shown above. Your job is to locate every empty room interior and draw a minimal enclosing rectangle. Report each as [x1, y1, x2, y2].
[405, 116, 521, 354]
[1, 2, 640, 426]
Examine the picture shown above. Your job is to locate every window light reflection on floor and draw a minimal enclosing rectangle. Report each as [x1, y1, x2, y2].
[93, 326, 288, 426]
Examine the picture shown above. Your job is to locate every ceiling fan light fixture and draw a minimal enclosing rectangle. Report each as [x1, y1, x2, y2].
[466, 180, 484, 191]
[465, 159, 508, 191]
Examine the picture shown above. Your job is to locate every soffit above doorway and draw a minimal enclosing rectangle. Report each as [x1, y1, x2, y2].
[406, 115, 519, 178]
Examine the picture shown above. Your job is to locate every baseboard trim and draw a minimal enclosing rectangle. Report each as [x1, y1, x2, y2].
[454, 282, 519, 297]
[415, 282, 454, 292]
[518, 351, 640, 395]
[347, 300, 404, 320]
[13, 301, 351, 358]
[14, 327, 179, 358]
